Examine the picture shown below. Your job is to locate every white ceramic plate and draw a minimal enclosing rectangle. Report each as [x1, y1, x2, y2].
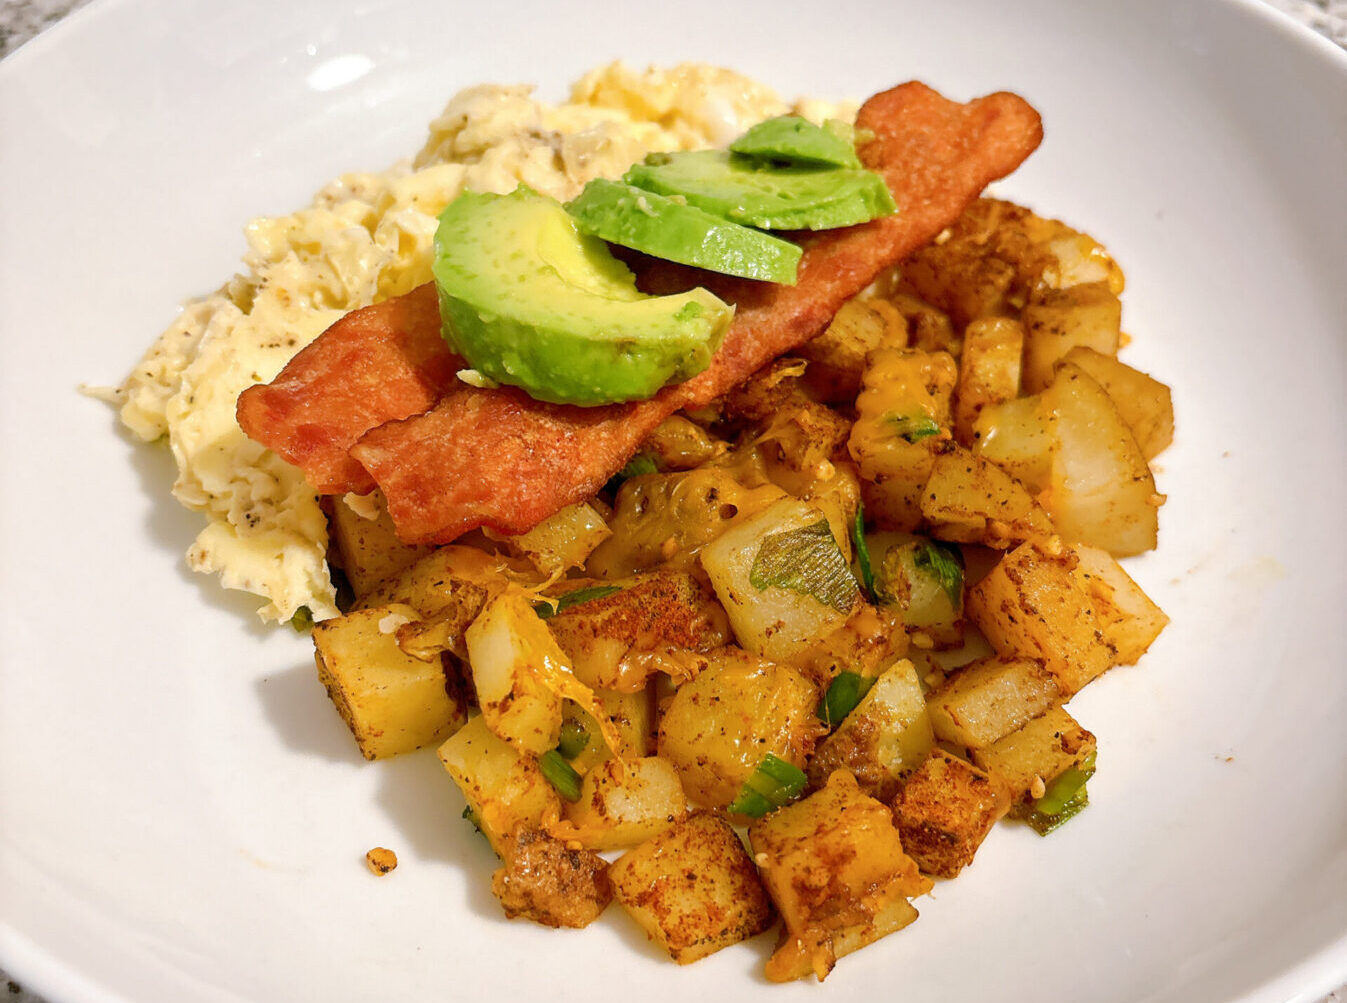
[3, 1, 1345, 1000]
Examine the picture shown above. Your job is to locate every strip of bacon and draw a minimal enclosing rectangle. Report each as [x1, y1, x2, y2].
[235, 280, 459, 494]
[349, 82, 1043, 543]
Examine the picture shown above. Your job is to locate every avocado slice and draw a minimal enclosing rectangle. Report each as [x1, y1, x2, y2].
[566, 179, 801, 285]
[624, 150, 896, 231]
[432, 187, 732, 407]
[729, 116, 862, 168]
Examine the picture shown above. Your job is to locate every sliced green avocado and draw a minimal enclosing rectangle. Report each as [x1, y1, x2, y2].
[566, 179, 801, 285]
[624, 150, 896, 231]
[729, 116, 862, 168]
[432, 187, 732, 406]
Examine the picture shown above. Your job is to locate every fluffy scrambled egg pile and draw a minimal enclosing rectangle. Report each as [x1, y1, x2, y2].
[110, 63, 849, 622]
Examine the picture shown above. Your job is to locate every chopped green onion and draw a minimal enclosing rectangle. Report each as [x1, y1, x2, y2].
[852, 504, 875, 601]
[817, 672, 876, 729]
[288, 605, 315, 633]
[557, 720, 591, 760]
[888, 414, 941, 443]
[461, 804, 483, 834]
[912, 540, 964, 607]
[1027, 752, 1097, 835]
[533, 585, 623, 619]
[750, 519, 860, 614]
[728, 753, 807, 818]
[539, 750, 583, 802]
[606, 452, 659, 492]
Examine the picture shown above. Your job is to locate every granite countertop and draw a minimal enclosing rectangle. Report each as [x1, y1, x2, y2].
[2, 1, 1345, 1001]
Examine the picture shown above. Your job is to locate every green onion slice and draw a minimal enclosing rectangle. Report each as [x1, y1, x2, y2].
[888, 414, 941, 443]
[533, 585, 623, 620]
[1027, 752, 1098, 835]
[912, 540, 964, 607]
[728, 753, 807, 818]
[539, 750, 583, 802]
[750, 519, 860, 614]
[557, 720, 591, 760]
[288, 605, 315, 633]
[852, 504, 875, 601]
[817, 671, 876, 729]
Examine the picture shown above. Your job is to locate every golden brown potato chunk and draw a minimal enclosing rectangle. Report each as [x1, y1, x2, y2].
[970, 706, 1096, 805]
[1021, 281, 1121, 392]
[925, 655, 1063, 750]
[562, 756, 688, 851]
[1060, 346, 1174, 460]
[920, 444, 1055, 549]
[609, 812, 774, 964]
[313, 604, 467, 760]
[891, 750, 1011, 878]
[966, 542, 1114, 697]
[490, 827, 612, 928]
[797, 297, 908, 402]
[657, 648, 820, 808]
[327, 491, 434, 599]
[749, 770, 932, 982]
[953, 317, 1024, 445]
[1070, 545, 1169, 665]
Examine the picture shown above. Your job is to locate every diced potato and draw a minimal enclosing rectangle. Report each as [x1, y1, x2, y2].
[1061, 346, 1174, 460]
[587, 462, 787, 579]
[327, 491, 434, 599]
[1021, 281, 1121, 393]
[699, 498, 860, 662]
[788, 461, 862, 567]
[595, 685, 654, 758]
[490, 827, 612, 928]
[640, 415, 722, 470]
[749, 770, 931, 982]
[609, 812, 774, 964]
[806, 658, 934, 801]
[970, 706, 1096, 805]
[971, 394, 1053, 494]
[1042, 362, 1160, 556]
[954, 317, 1024, 445]
[794, 602, 908, 692]
[848, 348, 957, 531]
[1070, 545, 1169, 665]
[544, 570, 731, 692]
[965, 542, 1114, 697]
[926, 655, 1063, 749]
[886, 290, 959, 354]
[797, 297, 908, 401]
[868, 532, 964, 648]
[438, 715, 562, 855]
[563, 756, 688, 851]
[357, 545, 498, 657]
[487, 502, 611, 577]
[920, 446, 1055, 549]
[657, 648, 820, 808]
[313, 604, 467, 760]
[891, 750, 1012, 878]
[465, 592, 564, 755]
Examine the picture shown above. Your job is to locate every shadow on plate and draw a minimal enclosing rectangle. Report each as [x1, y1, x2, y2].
[253, 658, 362, 764]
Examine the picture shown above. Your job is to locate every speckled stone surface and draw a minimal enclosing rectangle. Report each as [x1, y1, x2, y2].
[0, 1, 1344, 1001]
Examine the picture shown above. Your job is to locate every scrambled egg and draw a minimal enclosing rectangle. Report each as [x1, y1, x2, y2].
[111, 62, 849, 622]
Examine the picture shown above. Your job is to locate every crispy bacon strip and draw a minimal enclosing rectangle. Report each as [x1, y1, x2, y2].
[235, 281, 459, 494]
[350, 82, 1043, 542]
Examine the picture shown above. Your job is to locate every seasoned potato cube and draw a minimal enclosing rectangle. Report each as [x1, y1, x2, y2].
[327, 491, 434, 599]
[794, 603, 908, 692]
[1061, 346, 1174, 460]
[970, 706, 1096, 804]
[465, 592, 564, 755]
[971, 394, 1052, 494]
[966, 542, 1114, 696]
[587, 464, 787, 579]
[657, 648, 820, 808]
[1021, 281, 1121, 393]
[926, 655, 1063, 749]
[886, 290, 959, 354]
[920, 446, 1055, 549]
[797, 297, 908, 401]
[1070, 545, 1169, 665]
[313, 604, 467, 760]
[807, 658, 934, 801]
[848, 348, 957, 530]
[868, 532, 964, 648]
[437, 715, 561, 855]
[953, 317, 1023, 445]
[639, 414, 723, 470]
[562, 756, 688, 851]
[357, 545, 497, 657]
[491, 827, 611, 928]
[891, 750, 1012, 878]
[1042, 362, 1160, 556]
[544, 570, 731, 692]
[700, 499, 860, 662]
[609, 812, 774, 964]
[750, 770, 932, 982]
[486, 502, 611, 577]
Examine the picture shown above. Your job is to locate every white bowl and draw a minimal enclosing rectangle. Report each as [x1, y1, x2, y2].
[1, 1, 1344, 1001]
